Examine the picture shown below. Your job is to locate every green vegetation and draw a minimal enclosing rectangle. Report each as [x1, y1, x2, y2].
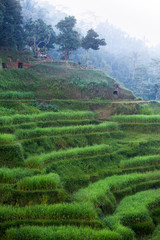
[110, 114, 160, 123]
[114, 189, 160, 234]
[0, 56, 159, 239]
[5, 226, 120, 240]
[74, 171, 160, 209]
[120, 155, 160, 168]
[25, 144, 110, 169]
[16, 173, 60, 190]
[0, 134, 15, 144]
[153, 225, 160, 240]
[0, 111, 95, 126]
[0, 91, 34, 99]
[0, 203, 97, 222]
[0, 167, 39, 184]
[16, 122, 118, 139]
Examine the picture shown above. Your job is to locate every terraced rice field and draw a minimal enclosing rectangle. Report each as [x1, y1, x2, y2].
[0, 105, 160, 240]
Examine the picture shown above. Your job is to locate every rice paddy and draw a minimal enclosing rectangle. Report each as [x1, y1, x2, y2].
[0, 103, 160, 240]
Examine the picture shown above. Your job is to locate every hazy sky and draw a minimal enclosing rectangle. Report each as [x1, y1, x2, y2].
[43, 0, 160, 47]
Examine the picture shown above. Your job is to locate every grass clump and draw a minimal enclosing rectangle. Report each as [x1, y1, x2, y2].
[0, 111, 96, 126]
[114, 189, 160, 231]
[153, 225, 160, 240]
[15, 122, 118, 140]
[0, 167, 39, 184]
[73, 171, 160, 210]
[0, 203, 98, 222]
[110, 115, 160, 123]
[16, 173, 60, 191]
[5, 225, 120, 240]
[0, 134, 15, 145]
[120, 155, 160, 169]
[24, 144, 110, 169]
[0, 91, 34, 99]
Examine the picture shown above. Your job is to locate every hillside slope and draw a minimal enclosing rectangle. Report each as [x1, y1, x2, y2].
[0, 51, 134, 100]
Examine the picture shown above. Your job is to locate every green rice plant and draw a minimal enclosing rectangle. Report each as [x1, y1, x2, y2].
[120, 155, 160, 169]
[6, 225, 120, 240]
[105, 216, 135, 240]
[16, 122, 119, 139]
[0, 134, 15, 145]
[115, 189, 160, 226]
[153, 224, 160, 240]
[0, 91, 34, 99]
[110, 114, 160, 123]
[0, 202, 98, 222]
[24, 144, 110, 169]
[0, 143, 24, 167]
[0, 111, 96, 126]
[16, 173, 60, 190]
[73, 171, 160, 208]
[0, 167, 39, 184]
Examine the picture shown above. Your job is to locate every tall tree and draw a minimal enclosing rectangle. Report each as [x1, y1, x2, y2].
[24, 18, 56, 57]
[0, 0, 24, 49]
[56, 16, 81, 60]
[81, 29, 106, 67]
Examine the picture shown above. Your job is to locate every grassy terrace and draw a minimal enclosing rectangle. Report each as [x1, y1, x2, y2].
[15, 122, 119, 139]
[110, 114, 160, 123]
[5, 226, 120, 240]
[0, 111, 96, 126]
[24, 144, 110, 169]
[74, 171, 160, 209]
[1, 96, 160, 239]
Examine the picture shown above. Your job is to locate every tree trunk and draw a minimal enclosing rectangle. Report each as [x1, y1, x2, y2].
[65, 49, 68, 61]
[86, 50, 89, 68]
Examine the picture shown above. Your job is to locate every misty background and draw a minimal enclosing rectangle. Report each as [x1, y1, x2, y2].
[19, 0, 160, 100]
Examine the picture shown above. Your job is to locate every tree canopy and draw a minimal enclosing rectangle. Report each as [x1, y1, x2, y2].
[56, 16, 81, 60]
[82, 29, 106, 67]
[24, 18, 56, 56]
[0, 0, 24, 49]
